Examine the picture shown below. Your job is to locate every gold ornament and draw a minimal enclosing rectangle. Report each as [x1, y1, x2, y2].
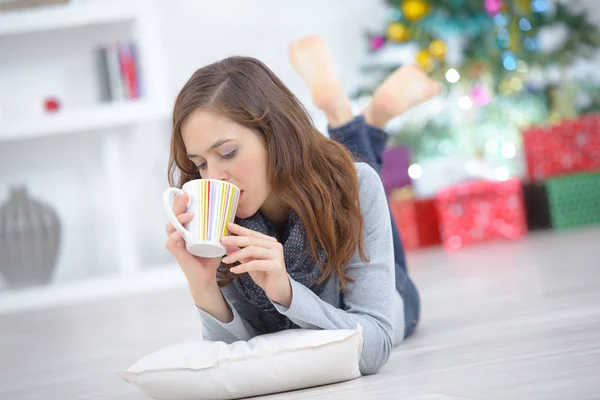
[429, 40, 446, 60]
[387, 22, 410, 42]
[402, 0, 429, 21]
[416, 49, 435, 72]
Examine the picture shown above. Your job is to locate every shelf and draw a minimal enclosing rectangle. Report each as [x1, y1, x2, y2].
[0, 264, 186, 315]
[0, 100, 171, 142]
[0, 1, 142, 37]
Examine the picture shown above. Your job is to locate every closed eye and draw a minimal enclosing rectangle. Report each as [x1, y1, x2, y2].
[221, 149, 237, 159]
[195, 149, 237, 171]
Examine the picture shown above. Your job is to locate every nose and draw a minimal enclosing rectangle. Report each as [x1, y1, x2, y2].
[203, 164, 229, 182]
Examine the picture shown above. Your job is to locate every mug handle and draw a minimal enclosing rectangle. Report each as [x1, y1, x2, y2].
[162, 188, 192, 242]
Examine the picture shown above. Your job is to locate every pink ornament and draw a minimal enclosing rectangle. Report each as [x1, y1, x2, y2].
[484, 0, 503, 16]
[471, 85, 492, 106]
[370, 36, 385, 51]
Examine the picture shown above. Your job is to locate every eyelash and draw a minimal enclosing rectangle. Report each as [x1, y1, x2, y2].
[196, 149, 237, 171]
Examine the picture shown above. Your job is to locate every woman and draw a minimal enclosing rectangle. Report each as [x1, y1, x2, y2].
[165, 36, 440, 375]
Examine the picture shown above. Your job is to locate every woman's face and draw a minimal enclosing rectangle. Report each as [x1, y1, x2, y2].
[181, 110, 271, 219]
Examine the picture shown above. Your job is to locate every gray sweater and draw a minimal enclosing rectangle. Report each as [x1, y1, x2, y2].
[198, 162, 403, 375]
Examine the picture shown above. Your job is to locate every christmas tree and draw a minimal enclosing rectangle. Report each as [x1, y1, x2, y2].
[355, 0, 600, 186]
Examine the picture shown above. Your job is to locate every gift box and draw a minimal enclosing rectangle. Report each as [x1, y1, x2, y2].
[523, 114, 600, 181]
[522, 181, 551, 231]
[435, 179, 527, 250]
[411, 155, 480, 198]
[545, 172, 600, 229]
[388, 188, 441, 250]
[381, 146, 411, 195]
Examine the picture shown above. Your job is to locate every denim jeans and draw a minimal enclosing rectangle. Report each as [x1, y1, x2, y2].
[329, 116, 420, 338]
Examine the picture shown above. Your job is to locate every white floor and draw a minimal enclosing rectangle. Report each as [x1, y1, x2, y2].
[1, 227, 600, 399]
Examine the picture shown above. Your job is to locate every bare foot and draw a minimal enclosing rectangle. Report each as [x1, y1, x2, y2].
[363, 64, 442, 129]
[289, 35, 353, 127]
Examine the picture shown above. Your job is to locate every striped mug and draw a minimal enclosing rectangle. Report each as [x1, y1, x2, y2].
[163, 179, 241, 258]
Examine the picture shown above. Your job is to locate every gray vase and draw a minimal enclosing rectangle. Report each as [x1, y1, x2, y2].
[0, 187, 61, 288]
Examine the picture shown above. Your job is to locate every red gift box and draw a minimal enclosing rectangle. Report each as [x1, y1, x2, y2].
[435, 179, 527, 250]
[523, 114, 600, 180]
[389, 189, 441, 250]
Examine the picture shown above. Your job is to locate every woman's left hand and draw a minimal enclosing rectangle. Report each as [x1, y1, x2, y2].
[221, 222, 292, 308]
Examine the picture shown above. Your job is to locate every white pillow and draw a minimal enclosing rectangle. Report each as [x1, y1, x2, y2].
[118, 325, 363, 400]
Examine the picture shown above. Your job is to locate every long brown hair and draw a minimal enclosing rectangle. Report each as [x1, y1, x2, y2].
[168, 56, 367, 290]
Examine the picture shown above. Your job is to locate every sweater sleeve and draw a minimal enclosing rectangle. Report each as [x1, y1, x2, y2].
[197, 283, 266, 343]
[270, 163, 396, 375]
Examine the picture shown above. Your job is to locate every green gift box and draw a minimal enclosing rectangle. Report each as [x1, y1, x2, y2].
[545, 172, 600, 229]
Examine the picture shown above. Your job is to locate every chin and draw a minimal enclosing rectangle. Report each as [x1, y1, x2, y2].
[235, 203, 259, 219]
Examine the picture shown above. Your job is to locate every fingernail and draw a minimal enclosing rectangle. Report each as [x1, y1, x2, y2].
[221, 237, 229, 243]
[230, 267, 240, 273]
[222, 256, 231, 263]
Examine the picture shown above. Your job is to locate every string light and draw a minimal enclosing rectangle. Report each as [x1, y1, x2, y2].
[502, 52, 517, 70]
[493, 14, 508, 27]
[446, 68, 460, 83]
[408, 164, 423, 179]
[531, 0, 548, 13]
[459, 96, 473, 110]
[519, 18, 532, 31]
[501, 142, 516, 158]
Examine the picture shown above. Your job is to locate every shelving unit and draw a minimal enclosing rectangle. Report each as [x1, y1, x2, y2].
[0, 263, 185, 314]
[0, 0, 176, 312]
[0, 1, 140, 36]
[0, 100, 170, 142]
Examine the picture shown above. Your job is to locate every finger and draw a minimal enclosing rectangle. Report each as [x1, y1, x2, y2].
[224, 245, 241, 255]
[177, 212, 193, 225]
[231, 260, 275, 274]
[165, 212, 193, 235]
[221, 235, 278, 250]
[172, 192, 189, 215]
[166, 222, 176, 235]
[165, 230, 184, 252]
[223, 245, 250, 264]
[228, 222, 277, 242]
[222, 245, 275, 264]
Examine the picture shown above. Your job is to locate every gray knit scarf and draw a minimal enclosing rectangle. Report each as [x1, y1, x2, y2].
[232, 210, 327, 331]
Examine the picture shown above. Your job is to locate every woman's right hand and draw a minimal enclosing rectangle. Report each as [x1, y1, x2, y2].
[165, 192, 222, 294]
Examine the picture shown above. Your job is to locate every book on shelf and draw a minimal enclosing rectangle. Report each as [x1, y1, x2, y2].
[96, 41, 142, 103]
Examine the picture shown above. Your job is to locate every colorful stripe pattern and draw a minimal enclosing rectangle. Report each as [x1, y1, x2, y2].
[197, 180, 240, 242]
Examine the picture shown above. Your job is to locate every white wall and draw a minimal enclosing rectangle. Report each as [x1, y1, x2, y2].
[157, 0, 388, 128]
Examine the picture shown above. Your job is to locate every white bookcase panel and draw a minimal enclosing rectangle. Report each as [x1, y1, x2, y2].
[0, 132, 119, 286]
[0, 0, 174, 310]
